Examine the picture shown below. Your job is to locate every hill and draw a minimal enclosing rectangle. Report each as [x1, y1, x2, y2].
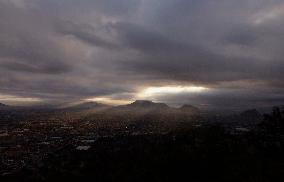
[180, 104, 200, 113]
[81, 100, 201, 131]
[127, 100, 169, 109]
[0, 103, 9, 110]
[0, 103, 7, 107]
[60, 102, 109, 111]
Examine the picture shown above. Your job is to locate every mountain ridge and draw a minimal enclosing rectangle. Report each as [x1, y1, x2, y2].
[127, 100, 169, 108]
[60, 101, 109, 110]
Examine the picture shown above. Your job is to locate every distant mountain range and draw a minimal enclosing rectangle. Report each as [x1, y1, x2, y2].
[84, 100, 202, 123]
[0, 100, 270, 128]
[0, 103, 8, 108]
[0, 100, 266, 123]
[240, 109, 261, 118]
[0, 100, 200, 114]
[127, 100, 169, 108]
[180, 104, 200, 113]
[60, 102, 109, 111]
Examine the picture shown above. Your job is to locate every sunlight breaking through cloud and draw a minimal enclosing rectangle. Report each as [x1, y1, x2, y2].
[85, 97, 131, 106]
[140, 86, 209, 98]
[0, 94, 42, 105]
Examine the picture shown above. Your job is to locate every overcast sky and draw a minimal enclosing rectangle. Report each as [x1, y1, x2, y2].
[0, 0, 284, 109]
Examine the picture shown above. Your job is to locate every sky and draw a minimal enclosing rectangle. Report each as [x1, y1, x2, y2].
[0, 0, 284, 109]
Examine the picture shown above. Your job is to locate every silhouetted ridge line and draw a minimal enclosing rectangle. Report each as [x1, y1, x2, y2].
[180, 104, 200, 112]
[128, 100, 169, 108]
[62, 101, 108, 110]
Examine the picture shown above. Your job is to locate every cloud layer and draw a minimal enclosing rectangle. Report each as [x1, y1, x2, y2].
[0, 0, 284, 109]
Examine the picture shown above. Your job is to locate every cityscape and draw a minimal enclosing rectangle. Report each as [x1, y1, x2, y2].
[1, 0, 284, 181]
[0, 101, 283, 181]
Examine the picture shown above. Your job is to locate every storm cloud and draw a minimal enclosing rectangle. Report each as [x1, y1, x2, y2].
[0, 0, 284, 109]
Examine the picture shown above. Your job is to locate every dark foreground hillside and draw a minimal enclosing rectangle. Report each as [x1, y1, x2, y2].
[3, 107, 284, 182]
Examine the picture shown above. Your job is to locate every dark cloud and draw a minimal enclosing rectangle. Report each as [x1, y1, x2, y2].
[0, 59, 69, 74]
[0, 0, 284, 109]
[0, 1, 73, 74]
[56, 21, 119, 49]
[112, 22, 279, 84]
[111, 22, 189, 53]
[224, 27, 258, 46]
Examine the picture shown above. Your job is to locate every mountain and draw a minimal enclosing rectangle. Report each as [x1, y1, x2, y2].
[99, 100, 170, 120]
[0, 103, 15, 111]
[61, 102, 109, 111]
[240, 109, 261, 118]
[0, 103, 9, 110]
[94, 100, 200, 122]
[239, 109, 262, 125]
[109, 100, 169, 114]
[180, 104, 200, 113]
[127, 100, 169, 109]
[0, 103, 7, 107]
[68, 100, 202, 131]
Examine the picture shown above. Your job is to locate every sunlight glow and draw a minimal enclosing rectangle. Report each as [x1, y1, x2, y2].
[86, 86, 209, 105]
[0, 94, 42, 102]
[86, 97, 130, 105]
[251, 4, 284, 25]
[0, 94, 43, 106]
[140, 86, 209, 98]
